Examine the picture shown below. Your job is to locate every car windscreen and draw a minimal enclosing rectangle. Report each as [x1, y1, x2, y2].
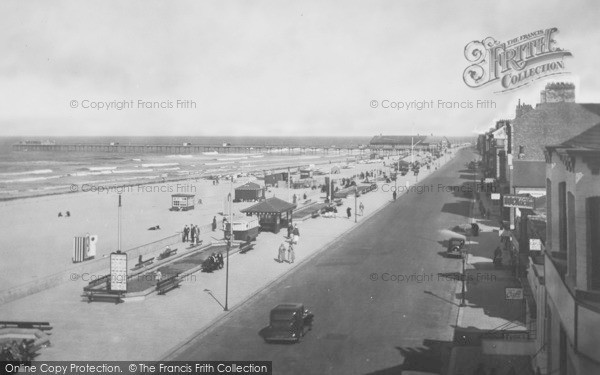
[271, 311, 296, 321]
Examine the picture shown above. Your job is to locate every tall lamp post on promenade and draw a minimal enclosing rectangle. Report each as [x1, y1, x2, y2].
[461, 244, 467, 307]
[224, 178, 233, 311]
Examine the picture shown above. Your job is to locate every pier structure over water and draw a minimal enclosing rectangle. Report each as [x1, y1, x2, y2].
[12, 142, 370, 156]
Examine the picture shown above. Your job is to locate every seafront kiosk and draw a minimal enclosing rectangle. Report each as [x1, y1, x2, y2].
[240, 197, 296, 234]
[170, 193, 195, 211]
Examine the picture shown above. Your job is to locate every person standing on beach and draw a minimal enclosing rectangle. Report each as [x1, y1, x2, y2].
[278, 242, 287, 263]
[183, 225, 189, 242]
[346, 207, 352, 219]
[190, 225, 196, 243]
[288, 242, 295, 264]
[212, 216, 217, 232]
[392, 191, 397, 201]
[292, 224, 300, 244]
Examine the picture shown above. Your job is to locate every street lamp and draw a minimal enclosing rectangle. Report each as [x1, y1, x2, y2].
[224, 178, 233, 311]
[461, 244, 468, 307]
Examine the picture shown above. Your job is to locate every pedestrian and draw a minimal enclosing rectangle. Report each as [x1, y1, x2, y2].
[155, 270, 162, 282]
[359, 202, 364, 216]
[293, 194, 297, 204]
[182, 225, 188, 242]
[287, 223, 293, 239]
[278, 242, 287, 263]
[393, 191, 397, 200]
[195, 225, 201, 245]
[292, 224, 300, 244]
[288, 242, 295, 264]
[346, 207, 352, 219]
[212, 216, 217, 232]
[190, 224, 196, 243]
[58, 212, 62, 217]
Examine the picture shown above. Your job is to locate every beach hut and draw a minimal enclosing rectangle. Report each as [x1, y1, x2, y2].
[300, 169, 313, 179]
[240, 197, 296, 234]
[170, 193, 195, 211]
[234, 182, 265, 202]
[226, 216, 260, 241]
[264, 172, 289, 187]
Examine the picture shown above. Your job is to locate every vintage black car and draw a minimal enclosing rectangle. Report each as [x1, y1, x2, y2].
[446, 237, 465, 257]
[260, 303, 314, 343]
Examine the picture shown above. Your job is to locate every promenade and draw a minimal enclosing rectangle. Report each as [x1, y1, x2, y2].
[0, 150, 460, 361]
[447, 161, 534, 375]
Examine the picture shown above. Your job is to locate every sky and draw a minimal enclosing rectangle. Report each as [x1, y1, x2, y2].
[1, 0, 599, 137]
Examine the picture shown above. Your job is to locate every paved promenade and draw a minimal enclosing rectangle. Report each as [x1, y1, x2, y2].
[0, 150, 459, 361]
[447, 163, 533, 375]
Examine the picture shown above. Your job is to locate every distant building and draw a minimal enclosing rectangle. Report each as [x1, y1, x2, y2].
[369, 135, 450, 153]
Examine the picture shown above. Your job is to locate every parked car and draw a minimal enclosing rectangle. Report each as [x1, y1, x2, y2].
[260, 303, 314, 343]
[446, 237, 465, 258]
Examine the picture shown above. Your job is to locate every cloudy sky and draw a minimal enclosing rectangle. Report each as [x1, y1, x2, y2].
[1, 0, 599, 137]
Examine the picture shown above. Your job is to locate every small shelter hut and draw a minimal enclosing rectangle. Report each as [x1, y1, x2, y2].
[240, 197, 296, 233]
[234, 182, 265, 202]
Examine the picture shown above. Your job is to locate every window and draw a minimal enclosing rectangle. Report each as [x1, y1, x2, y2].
[519, 145, 525, 159]
[558, 182, 567, 252]
[588, 196, 600, 290]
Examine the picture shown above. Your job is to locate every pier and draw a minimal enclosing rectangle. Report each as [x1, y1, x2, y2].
[12, 142, 370, 155]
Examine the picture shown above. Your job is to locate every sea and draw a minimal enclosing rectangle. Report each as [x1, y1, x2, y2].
[0, 136, 372, 199]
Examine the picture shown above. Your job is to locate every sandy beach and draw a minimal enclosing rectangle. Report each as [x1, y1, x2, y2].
[0, 154, 411, 292]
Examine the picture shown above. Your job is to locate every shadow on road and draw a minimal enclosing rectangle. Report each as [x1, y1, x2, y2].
[365, 339, 453, 375]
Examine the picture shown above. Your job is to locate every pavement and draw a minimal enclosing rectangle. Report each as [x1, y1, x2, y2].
[0, 149, 460, 362]
[446, 163, 533, 375]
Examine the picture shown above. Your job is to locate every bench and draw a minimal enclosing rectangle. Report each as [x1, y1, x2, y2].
[82, 274, 110, 292]
[0, 321, 52, 331]
[156, 274, 180, 295]
[334, 198, 343, 206]
[85, 289, 124, 304]
[239, 242, 255, 254]
[157, 248, 178, 260]
[131, 257, 155, 271]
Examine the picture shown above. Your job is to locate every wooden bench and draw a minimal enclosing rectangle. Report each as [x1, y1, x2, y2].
[131, 257, 155, 271]
[157, 248, 178, 260]
[156, 274, 180, 295]
[82, 274, 110, 292]
[0, 321, 52, 331]
[239, 242, 255, 254]
[85, 289, 124, 304]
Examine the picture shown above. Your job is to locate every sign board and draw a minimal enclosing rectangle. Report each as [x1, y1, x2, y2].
[110, 252, 127, 292]
[530, 238, 542, 251]
[491, 193, 501, 200]
[503, 194, 535, 209]
[484, 178, 495, 183]
[505, 287, 524, 300]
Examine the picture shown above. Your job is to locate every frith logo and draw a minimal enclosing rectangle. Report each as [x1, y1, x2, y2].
[463, 28, 572, 92]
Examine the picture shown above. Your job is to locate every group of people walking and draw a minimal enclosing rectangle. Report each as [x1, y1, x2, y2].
[182, 223, 202, 245]
[278, 223, 300, 263]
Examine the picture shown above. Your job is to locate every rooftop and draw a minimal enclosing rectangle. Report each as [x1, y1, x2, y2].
[241, 196, 296, 214]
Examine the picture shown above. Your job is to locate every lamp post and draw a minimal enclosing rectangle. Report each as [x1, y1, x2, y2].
[224, 178, 233, 311]
[354, 187, 357, 223]
[461, 244, 467, 307]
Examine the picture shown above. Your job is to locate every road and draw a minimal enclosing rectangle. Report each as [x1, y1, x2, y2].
[172, 148, 477, 374]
